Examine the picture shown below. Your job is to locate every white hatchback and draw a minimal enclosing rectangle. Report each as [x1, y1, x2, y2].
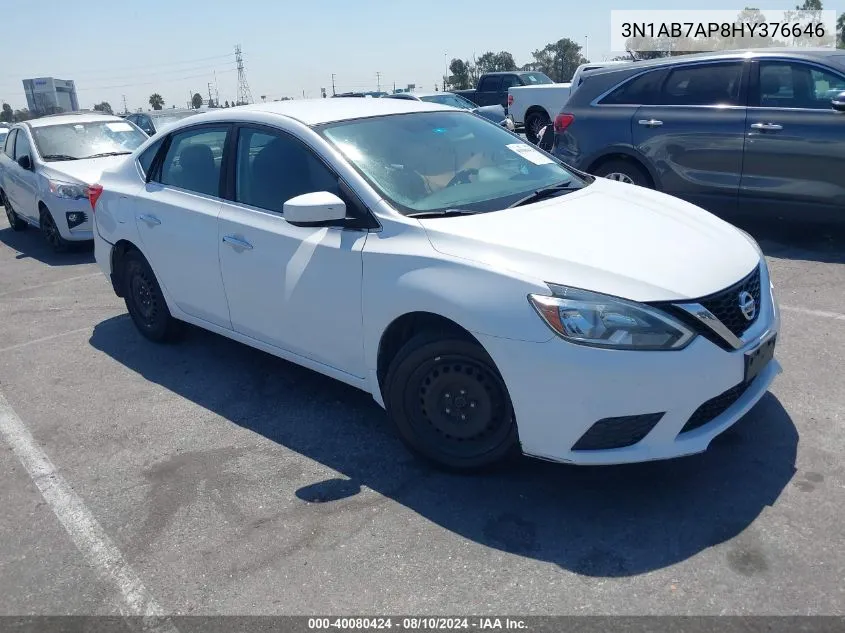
[90, 98, 780, 470]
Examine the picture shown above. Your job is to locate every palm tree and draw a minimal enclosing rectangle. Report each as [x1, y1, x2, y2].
[149, 93, 164, 110]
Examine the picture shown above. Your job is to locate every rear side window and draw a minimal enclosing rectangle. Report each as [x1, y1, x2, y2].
[600, 70, 666, 105]
[157, 126, 228, 197]
[4, 129, 16, 157]
[478, 76, 501, 92]
[661, 63, 743, 106]
[138, 138, 164, 177]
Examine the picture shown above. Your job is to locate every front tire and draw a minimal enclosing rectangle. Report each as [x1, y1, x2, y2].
[122, 250, 182, 343]
[2, 192, 27, 231]
[525, 110, 550, 145]
[384, 332, 519, 471]
[40, 207, 69, 252]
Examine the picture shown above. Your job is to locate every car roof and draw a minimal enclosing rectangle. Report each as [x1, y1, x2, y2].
[27, 112, 125, 128]
[185, 97, 451, 126]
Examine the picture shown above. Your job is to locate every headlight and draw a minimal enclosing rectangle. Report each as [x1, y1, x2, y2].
[528, 285, 695, 350]
[49, 181, 88, 199]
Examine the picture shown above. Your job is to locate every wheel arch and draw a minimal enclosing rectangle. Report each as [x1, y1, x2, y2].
[109, 239, 142, 298]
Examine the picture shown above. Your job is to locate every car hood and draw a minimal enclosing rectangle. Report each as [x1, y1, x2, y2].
[419, 178, 760, 302]
[39, 155, 131, 185]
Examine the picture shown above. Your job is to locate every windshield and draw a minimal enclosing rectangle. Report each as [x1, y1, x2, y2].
[420, 94, 475, 110]
[31, 120, 147, 161]
[524, 72, 554, 85]
[320, 111, 585, 215]
[151, 111, 196, 131]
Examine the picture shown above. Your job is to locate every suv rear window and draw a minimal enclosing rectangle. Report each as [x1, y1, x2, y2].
[600, 70, 666, 105]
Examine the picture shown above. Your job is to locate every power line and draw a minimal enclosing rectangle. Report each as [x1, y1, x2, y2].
[74, 68, 237, 92]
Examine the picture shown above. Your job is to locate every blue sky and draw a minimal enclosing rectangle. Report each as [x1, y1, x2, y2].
[0, 0, 830, 112]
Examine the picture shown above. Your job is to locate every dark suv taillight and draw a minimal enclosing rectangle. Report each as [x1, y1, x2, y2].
[554, 113, 575, 133]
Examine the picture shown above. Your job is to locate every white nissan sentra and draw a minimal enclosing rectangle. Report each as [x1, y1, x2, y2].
[90, 98, 780, 470]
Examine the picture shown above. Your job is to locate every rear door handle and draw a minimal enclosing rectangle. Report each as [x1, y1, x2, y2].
[750, 122, 783, 131]
[222, 235, 253, 250]
[638, 119, 663, 127]
[138, 214, 161, 226]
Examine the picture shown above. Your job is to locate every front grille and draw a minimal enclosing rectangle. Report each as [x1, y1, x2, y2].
[572, 413, 664, 451]
[698, 266, 761, 337]
[679, 382, 751, 434]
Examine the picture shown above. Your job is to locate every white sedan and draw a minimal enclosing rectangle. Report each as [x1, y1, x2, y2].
[90, 98, 780, 470]
[0, 113, 147, 250]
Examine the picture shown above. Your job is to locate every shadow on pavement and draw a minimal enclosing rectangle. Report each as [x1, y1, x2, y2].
[731, 217, 845, 265]
[90, 317, 797, 578]
[0, 226, 94, 267]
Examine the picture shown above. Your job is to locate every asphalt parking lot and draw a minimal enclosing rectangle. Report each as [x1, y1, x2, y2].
[0, 214, 843, 616]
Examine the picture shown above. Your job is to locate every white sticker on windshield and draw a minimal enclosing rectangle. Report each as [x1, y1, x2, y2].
[106, 122, 134, 132]
[506, 143, 553, 165]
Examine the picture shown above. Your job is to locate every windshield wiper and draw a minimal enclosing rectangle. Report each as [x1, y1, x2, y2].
[41, 154, 79, 161]
[507, 181, 580, 208]
[83, 151, 133, 159]
[407, 208, 479, 219]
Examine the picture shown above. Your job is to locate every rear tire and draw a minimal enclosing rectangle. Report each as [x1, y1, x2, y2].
[384, 331, 519, 471]
[39, 207, 69, 252]
[525, 110, 551, 144]
[593, 159, 652, 188]
[2, 192, 27, 231]
[122, 250, 182, 343]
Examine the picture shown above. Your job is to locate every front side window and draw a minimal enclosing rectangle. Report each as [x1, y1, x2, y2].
[500, 75, 520, 91]
[157, 126, 227, 197]
[30, 120, 147, 161]
[320, 111, 585, 215]
[3, 129, 16, 157]
[661, 63, 744, 106]
[757, 61, 845, 109]
[14, 130, 32, 160]
[234, 128, 340, 213]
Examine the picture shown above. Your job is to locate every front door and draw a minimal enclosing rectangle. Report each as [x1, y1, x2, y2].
[9, 129, 40, 221]
[134, 124, 232, 329]
[218, 125, 367, 378]
[740, 58, 845, 223]
[632, 60, 748, 214]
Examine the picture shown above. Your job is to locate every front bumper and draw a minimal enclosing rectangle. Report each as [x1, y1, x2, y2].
[50, 197, 94, 241]
[478, 265, 781, 466]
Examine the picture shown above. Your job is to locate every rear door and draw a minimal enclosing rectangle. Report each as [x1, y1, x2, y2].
[632, 60, 749, 214]
[1, 129, 18, 207]
[134, 124, 233, 329]
[740, 58, 845, 222]
[475, 75, 502, 107]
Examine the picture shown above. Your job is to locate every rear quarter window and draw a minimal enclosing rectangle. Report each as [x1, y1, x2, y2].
[599, 69, 667, 105]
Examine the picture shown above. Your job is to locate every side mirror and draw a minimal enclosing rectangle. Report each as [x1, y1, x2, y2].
[832, 91, 845, 112]
[283, 191, 346, 225]
[17, 155, 32, 170]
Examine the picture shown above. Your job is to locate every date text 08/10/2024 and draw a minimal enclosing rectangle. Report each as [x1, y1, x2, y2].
[307, 618, 528, 630]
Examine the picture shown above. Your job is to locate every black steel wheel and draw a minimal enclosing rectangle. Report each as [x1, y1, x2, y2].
[39, 207, 69, 252]
[2, 191, 27, 231]
[122, 250, 182, 343]
[385, 332, 519, 471]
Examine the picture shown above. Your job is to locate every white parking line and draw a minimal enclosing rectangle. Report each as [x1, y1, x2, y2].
[0, 316, 128, 355]
[0, 391, 178, 632]
[0, 272, 101, 298]
[781, 305, 845, 322]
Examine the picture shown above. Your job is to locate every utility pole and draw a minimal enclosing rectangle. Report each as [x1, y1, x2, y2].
[376, 72, 381, 92]
[331, 74, 336, 96]
[207, 82, 214, 107]
[122, 94, 128, 114]
[235, 44, 253, 105]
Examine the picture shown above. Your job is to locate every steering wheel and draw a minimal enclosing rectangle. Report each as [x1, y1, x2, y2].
[445, 168, 479, 188]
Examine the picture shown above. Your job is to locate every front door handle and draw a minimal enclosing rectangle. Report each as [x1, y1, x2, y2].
[638, 119, 663, 127]
[222, 235, 253, 250]
[138, 214, 161, 226]
[750, 122, 783, 131]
